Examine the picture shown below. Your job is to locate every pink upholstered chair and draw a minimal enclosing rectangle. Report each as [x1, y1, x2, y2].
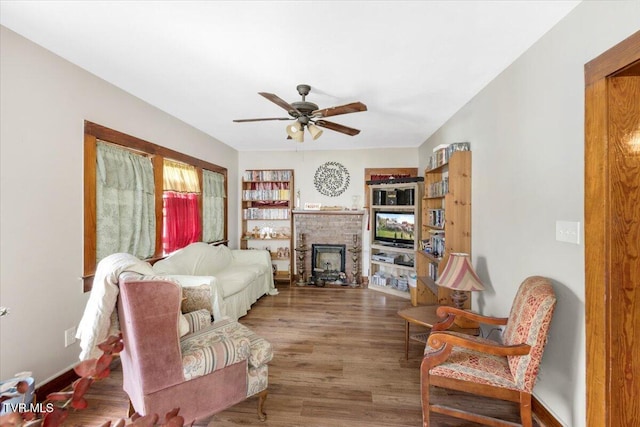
[421, 276, 556, 427]
[116, 273, 272, 424]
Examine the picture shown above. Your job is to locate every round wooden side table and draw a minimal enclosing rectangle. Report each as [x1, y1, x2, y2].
[397, 305, 480, 359]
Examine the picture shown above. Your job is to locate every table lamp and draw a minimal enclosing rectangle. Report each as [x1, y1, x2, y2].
[436, 253, 484, 326]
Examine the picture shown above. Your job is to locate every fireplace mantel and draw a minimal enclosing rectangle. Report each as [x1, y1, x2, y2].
[292, 210, 365, 216]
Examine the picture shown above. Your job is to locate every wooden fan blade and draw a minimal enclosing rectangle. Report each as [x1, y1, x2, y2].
[233, 117, 291, 122]
[312, 102, 367, 118]
[315, 120, 361, 136]
[259, 92, 301, 115]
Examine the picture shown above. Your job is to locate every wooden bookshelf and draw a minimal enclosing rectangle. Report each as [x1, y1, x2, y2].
[241, 169, 294, 286]
[416, 148, 471, 307]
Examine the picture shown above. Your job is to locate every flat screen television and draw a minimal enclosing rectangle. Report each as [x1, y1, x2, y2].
[374, 211, 415, 248]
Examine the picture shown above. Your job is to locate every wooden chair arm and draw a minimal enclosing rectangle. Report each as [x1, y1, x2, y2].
[427, 331, 531, 357]
[435, 306, 509, 326]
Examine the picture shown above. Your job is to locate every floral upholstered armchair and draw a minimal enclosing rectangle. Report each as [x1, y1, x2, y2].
[420, 276, 556, 427]
[117, 272, 272, 424]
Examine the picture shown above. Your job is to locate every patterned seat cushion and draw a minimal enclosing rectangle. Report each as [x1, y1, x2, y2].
[428, 348, 518, 391]
[425, 333, 519, 391]
[180, 323, 251, 381]
[179, 316, 272, 381]
[210, 317, 274, 368]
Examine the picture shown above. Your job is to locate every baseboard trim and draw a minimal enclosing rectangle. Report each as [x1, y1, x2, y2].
[36, 350, 560, 427]
[35, 358, 124, 402]
[34, 368, 79, 402]
[533, 396, 562, 427]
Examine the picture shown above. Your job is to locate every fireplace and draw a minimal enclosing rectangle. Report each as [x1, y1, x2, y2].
[292, 210, 365, 287]
[311, 244, 346, 285]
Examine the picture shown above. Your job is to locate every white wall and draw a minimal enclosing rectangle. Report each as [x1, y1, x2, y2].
[417, 2, 639, 426]
[0, 26, 239, 383]
[239, 148, 419, 274]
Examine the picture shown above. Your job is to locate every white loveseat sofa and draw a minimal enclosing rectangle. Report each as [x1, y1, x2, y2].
[152, 242, 277, 321]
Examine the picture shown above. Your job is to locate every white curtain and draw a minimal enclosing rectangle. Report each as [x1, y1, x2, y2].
[96, 140, 155, 262]
[202, 170, 225, 242]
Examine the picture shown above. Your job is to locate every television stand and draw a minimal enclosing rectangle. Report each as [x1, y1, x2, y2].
[368, 181, 422, 301]
[377, 241, 413, 249]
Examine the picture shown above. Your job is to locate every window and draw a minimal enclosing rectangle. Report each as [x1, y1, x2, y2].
[162, 159, 201, 254]
[202, 169, 226, 242]
[84, 121, 228, 291]
[95, 141, 156, 261]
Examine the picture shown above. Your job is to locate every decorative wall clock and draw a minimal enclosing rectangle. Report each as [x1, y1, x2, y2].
[314, 161, 350, 197]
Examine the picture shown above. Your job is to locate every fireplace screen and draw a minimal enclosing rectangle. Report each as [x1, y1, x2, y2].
[311, 244, 346, 283]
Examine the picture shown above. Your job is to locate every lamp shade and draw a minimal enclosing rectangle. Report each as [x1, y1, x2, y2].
[436, 253, 485, 291]
[286, 121, 304, 142]
[307, 124, 323, 140]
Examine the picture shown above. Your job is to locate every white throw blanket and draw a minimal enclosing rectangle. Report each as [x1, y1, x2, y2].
[76, 253, 155, 360]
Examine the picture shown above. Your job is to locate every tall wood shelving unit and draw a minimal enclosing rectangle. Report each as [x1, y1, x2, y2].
[368, 181, 422, 300]
[415, 149, 471, 307]
[241, 169, 294, 286]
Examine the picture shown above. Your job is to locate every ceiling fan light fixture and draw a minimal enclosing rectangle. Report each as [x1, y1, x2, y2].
[285, 121, 301, 135]
[307, 124, 323, 140]
[286, 121, 304, 142]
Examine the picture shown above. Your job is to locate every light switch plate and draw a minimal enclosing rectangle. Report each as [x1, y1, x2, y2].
[556, 221, 580, 244]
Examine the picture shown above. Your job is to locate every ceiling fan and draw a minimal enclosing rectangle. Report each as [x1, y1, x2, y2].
[233, 84, 367, 142]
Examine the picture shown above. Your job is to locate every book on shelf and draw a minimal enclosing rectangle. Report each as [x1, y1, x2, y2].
[427, 230, 445, 259]
[371, 271, 409, 291]
[243, 170, 292, 182]
[243, 189, 290, 201]
[427, 209, 445, 228]
[427, 177, 449, 197]
[243, 181, 290, 201]
[428, 262, 439, 281]
[426, 142, 470, 171]
[243, 208, 290, 220]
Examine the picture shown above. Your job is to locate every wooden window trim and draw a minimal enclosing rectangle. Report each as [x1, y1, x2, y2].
[83, 121, 228, 292]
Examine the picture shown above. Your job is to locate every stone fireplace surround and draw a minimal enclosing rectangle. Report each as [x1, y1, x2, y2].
[292, 210, 365, 286]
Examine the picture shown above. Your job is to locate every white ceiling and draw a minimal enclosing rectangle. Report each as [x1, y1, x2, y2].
[1, 1, 581, 152]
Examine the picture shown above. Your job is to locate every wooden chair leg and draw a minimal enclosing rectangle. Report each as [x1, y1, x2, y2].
[520, 391, 532, 427]
[405, 320, 410, 360]
[257, 389, 268, 421]
[420, 367, 431, 427]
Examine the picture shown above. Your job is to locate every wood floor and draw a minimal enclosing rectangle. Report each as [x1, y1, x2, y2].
[64, 285, 539, 426]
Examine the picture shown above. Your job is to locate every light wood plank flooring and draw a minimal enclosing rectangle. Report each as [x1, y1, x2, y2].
[65, 285, 539, 426]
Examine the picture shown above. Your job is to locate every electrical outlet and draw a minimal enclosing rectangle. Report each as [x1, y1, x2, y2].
[64, 326, 77, 347]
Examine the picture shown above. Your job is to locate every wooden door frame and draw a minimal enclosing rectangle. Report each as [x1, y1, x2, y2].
[584, 30, 640, 427]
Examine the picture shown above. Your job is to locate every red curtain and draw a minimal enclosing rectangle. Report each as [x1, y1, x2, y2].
[163, 191, 201, 254]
